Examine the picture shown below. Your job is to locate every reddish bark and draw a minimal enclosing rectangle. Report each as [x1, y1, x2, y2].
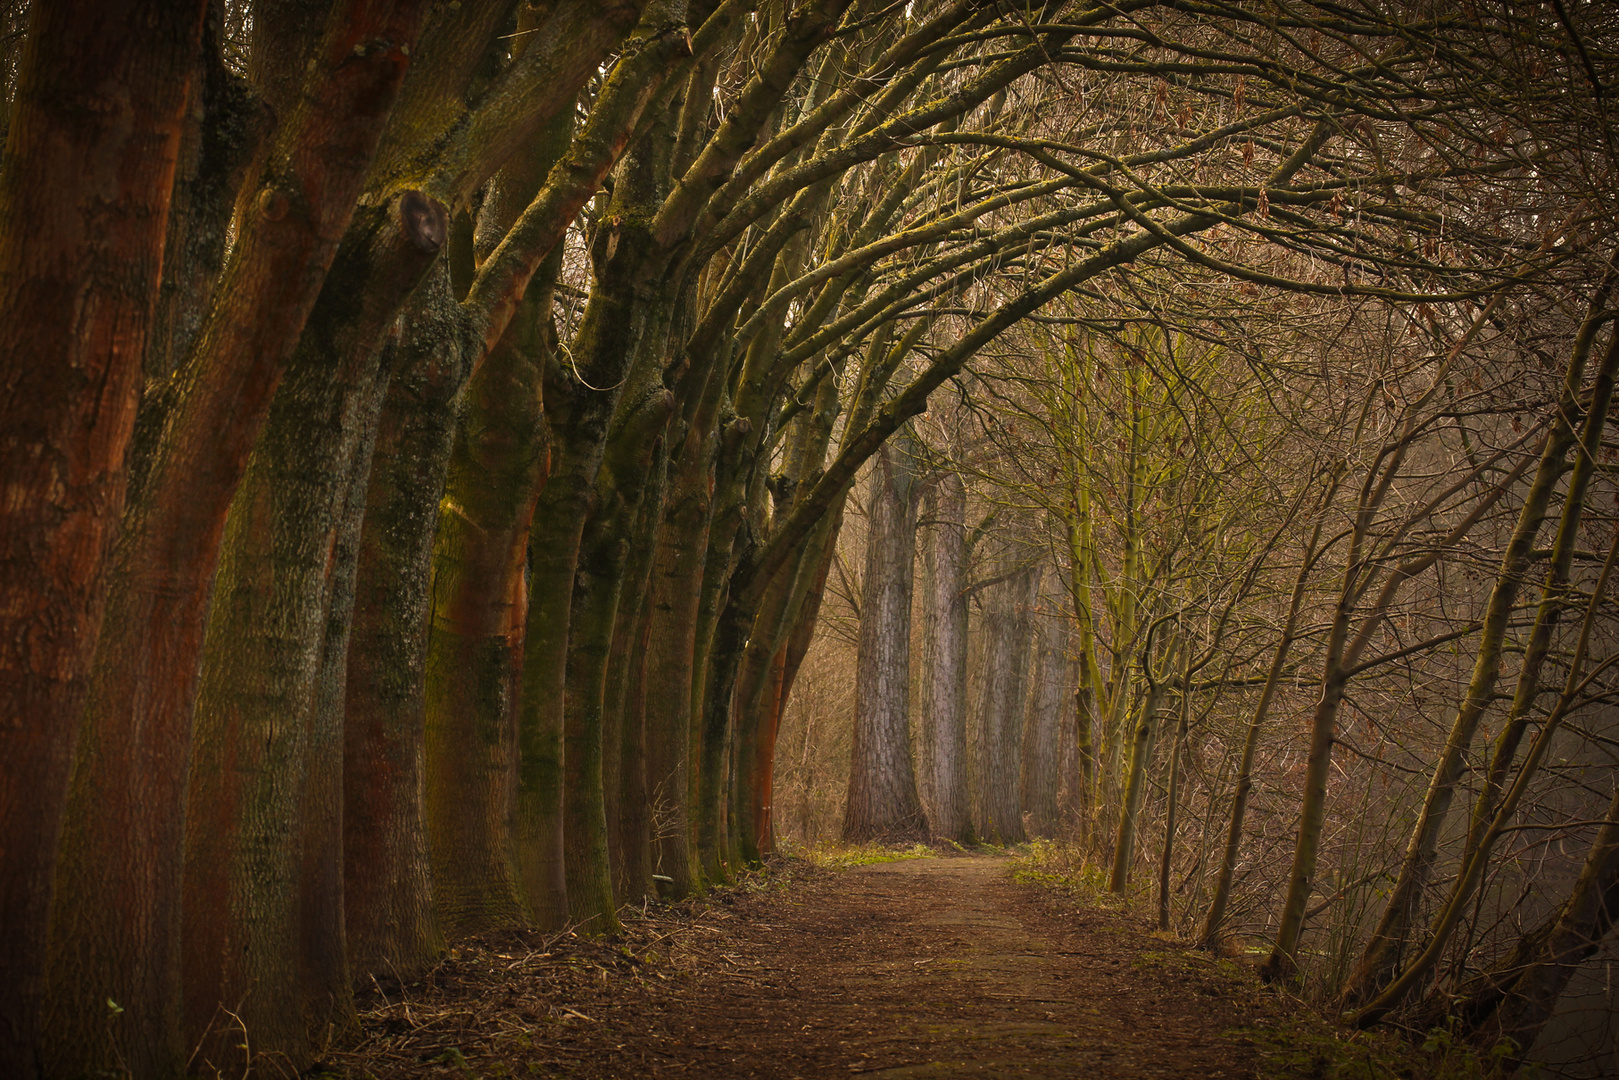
[0, 2, 204, 1073]
[41, 4, 430, 1075]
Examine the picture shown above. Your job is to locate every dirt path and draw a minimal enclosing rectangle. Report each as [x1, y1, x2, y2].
[336, 855, 1279, 1079]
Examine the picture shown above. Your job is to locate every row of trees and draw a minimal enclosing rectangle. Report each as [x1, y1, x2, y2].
[803, 3, 1619, 1064]
[0, 0, 1613, 1077]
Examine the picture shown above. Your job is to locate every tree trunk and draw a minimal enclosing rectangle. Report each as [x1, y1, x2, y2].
[1109, 627, 1174, 893]
[342, 272, 464, 983]
[563, 389, 674, 931]
[180, 274, 394, 1074]
[642, 421, 719, 898]
[42, 6, 430, 1069]
[1479, 780, 1619, 1067]
[919, 470, 972, 843]
[972, 559, 1039, 845]
[1198, 506, 1326, 950]
[422, 281, 552, 935]
[0, 3, 203, 1071]
[843, 440, 927, 842]
[611, 584, 657, 903]
[1021, 590, 1068, 839]
[1157, 645, 1195, 931]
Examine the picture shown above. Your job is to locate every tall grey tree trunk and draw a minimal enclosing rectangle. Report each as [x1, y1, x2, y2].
[1021, 584, 1069, 839]
[842, 438, 926, 842]
[918, 469, 971, 842]
[972, 555, 1039, 844]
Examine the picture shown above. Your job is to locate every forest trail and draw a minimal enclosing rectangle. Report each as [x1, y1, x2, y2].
[338, 854, 1285, 1079]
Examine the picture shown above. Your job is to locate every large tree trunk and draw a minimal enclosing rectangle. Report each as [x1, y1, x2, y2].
[843, 440, 927, 842]
[42, 6, 429, 1073]
[180, 264, 398, 1074]
[562, 388, 674, 931]
[421, 106, 565, 936]
[642, 422, 720, 898]
[1021, 589, 1069, 839]
[341, 272, 464, 983]
[422, 281, 552, 935]
[0, 4, 203, 1072]
[919, 470, 972, 843]
[972, 557, 1039, 845]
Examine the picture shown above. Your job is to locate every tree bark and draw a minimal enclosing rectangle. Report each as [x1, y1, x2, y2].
[180, 268, 397, 1075]
[42, 5, 429, 1073]
[972, 558, 1039, 845]
[1021, 588, 1069, 840]
[341, 271, 464, 983]
[919, 470, 972, 843]
[843, 439, 927, 842]
[0, 3, 203, 1072]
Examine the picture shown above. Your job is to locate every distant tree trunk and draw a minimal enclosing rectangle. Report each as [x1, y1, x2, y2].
[843, 439, 927, 842]
[972, 558, 1039, 845]
[1157, 644, 1195, 930]
[1021, 589, 1069, 839]
[919, 470, 972, 842]
[0, 3, 203, 1072]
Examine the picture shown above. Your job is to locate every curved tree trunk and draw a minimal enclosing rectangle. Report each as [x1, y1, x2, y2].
[42, 6, 430, 1071]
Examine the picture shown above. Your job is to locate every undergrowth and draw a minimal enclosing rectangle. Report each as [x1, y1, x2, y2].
[1007, 839, 1511, 1080]
[779, 839, 936, 869]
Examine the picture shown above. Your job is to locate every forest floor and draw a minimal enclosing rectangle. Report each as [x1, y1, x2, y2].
[326, 850, 1423, 1080]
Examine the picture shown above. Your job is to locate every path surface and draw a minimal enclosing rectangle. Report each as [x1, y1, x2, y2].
[339, 856, 1272, 1078]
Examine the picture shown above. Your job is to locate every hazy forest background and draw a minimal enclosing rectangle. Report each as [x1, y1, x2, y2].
[1, 0, 1617, 1077]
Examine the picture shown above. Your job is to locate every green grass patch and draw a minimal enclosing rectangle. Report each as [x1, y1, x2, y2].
[1008, 838, 1128, 910]
[779, 840, 936, 869]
